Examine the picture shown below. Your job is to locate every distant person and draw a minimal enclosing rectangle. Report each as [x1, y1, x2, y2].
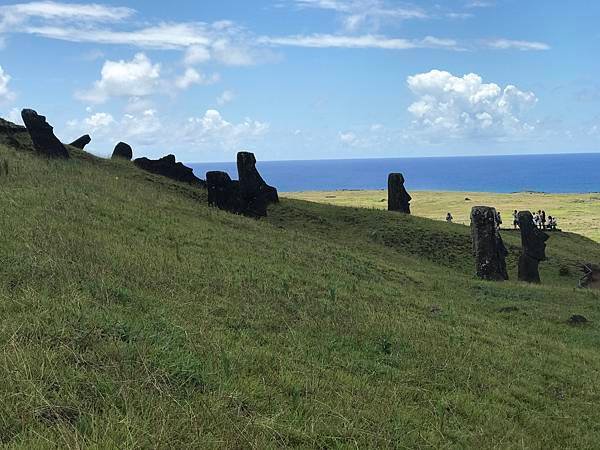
[549, 216, 558, 230]
[513, 210, 519, 229]
[533, 212, 540, 229]
[446, 212, 453, 223]
[538, 210, 543, 229]
[541, 210, 546, 229]
[496, 211, 502, 228]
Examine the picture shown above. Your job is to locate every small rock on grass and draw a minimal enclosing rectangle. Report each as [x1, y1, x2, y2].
[567, 315, 588, 325]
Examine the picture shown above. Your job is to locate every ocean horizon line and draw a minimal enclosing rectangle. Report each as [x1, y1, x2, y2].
[188, 151, 600, 165]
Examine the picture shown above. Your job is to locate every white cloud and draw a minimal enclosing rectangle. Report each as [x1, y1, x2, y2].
[77, 53, 161, 103]
[0, 1, 134, 28]
[175, 68, 219, 90]
[217, 90, 235, 106]
[293, 0, 427, 31]
[486, 39, 550, 51]
[84, 112, 115, 130]
[182, 110, 269, 148]
[0, 65, 15, 103]
[184, 45, 211, 65]
[67, 109, 269, 156]
[407, 69, 538, 140]
[339, 131, 358, 145]
[259, 34, 458, 50]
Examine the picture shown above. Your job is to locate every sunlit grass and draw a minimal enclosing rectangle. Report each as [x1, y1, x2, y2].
[1, 142, 599, 447]
[284, 190, 600, 242]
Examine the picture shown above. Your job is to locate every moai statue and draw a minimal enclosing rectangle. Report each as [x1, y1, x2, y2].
[388, 173, 411, 213]
[517, 211, 549, 283]
[470, 206, 509, 281]
[69, 134, 91, 150]
[21, 109, 69, 158]
[112, 142, 133, 160]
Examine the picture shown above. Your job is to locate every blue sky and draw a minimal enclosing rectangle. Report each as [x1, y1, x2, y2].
[0, 0, 598, 162]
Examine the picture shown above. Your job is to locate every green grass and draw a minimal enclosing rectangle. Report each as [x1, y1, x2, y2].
[1, 139, 600, 448]
[284, 190, 600, 242]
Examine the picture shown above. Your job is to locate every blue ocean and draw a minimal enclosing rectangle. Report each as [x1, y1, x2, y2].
[190, 153, 600, 193]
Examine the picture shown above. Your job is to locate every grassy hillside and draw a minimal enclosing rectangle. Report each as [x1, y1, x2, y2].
[1, 139, 600, 448]
[284, 190, 600, 242]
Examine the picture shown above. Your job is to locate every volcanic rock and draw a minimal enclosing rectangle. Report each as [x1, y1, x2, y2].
[388, 173, 411, 213]
[112, 142, 133, 160]
[470, 206, 509, 281]
[134, 154, 205, 186]
[69, 134, 91, 150]
[517, 211, 549, 283]
[21, 109, 69, 158]
[237, 152, 278, 217]
[206, 171, 242, 213]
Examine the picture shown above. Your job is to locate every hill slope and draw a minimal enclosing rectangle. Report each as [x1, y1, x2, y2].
[1, 140, 600, 448]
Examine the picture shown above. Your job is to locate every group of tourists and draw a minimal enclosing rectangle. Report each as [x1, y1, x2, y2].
[512, 209, 558, 230]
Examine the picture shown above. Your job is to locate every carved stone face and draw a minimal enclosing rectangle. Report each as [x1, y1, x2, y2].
[518, 211, 549, 261]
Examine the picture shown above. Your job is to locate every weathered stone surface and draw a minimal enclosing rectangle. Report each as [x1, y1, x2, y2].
[69, 134, 91, 150]
[112, 142, 133, 160]
[206, 152, 278, 218]
[517, 211, 549, 283]
[21, 109, 69, 158]
[238, 151, 279, 203]
[470, 206, 509, 281]
[388, 173, 411, 213]
[206, 171, 241, 213]
[134, 154, 205, 186]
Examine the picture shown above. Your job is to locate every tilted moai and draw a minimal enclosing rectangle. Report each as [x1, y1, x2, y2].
[517, 211, 549, 283]
[470, 206, 509, 281]
[388, 173, 411, 213]
[21, 109, 69, 158]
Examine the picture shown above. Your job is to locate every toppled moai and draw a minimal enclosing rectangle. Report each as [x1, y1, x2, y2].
[517, 211, 549, 283]
[206, 152, 278, 218]
[388, 173, 411, 213]
[134, 154, 205, 187]
[69, 135, 91, 150]
[112, 142, 133, 160]
[21, 109, 69, 158]
[470, 206, 509, 281]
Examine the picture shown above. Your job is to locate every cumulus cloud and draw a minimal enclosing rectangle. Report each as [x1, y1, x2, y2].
[67, 109, 269, 156]
[407, 69, 538, 140]
[84, 111, 115, 130]
[181, 110, 269, 148]
[175, 68, 219, 90]
[0, 65, 15, 103]
[77, 53, 161, 103]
